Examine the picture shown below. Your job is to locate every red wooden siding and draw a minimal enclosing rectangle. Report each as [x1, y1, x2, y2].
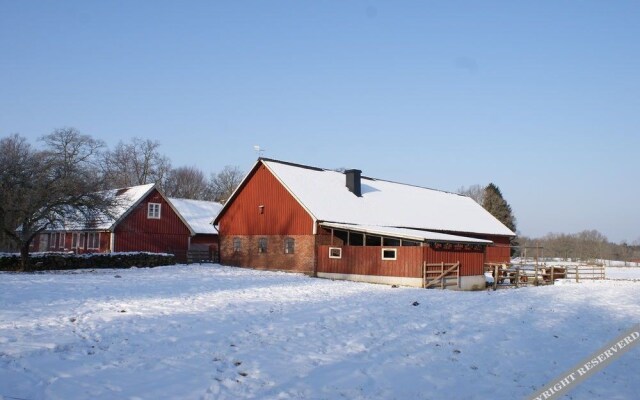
[318, 246, 424, 277]
[484, 235, 511, 264]
[425, 247, 485, 276]
[114, 189, 190, 260]
[317, 245, 485, 277]
[191, 234, 218, 245]
[217, 164, 314, 236]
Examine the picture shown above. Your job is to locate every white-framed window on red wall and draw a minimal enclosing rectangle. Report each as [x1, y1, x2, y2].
[72, 232, 85, 249]
[147, 203, 161, 219]
[49, 233, 59, 250]
[87, 232, 100, 250]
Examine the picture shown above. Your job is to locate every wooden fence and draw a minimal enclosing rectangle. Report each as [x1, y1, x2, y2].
[484, 263, 605, 289]
[563, 264, 605, 281]
[186, 250, 219, 264]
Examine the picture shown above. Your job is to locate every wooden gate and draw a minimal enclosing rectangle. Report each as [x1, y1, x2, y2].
[423, 262, 460, 289]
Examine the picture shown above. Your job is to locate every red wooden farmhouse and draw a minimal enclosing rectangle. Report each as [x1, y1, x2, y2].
[31, 184, 222, 262]
[214, 158, 515, 290]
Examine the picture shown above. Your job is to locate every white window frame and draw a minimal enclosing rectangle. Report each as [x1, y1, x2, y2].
[87, 232, 100, 250]
[148, 203, 162, 219]
[329, 247, 342, 259]
[39, 234, 49, 251]
[59, 233, 65, 249]
[381, 248, 397, 260]
[49, 232, 60, 250]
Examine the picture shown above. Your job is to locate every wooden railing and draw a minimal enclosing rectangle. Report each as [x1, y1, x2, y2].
[484, 262, 605, 289]
[186, 250, 219, 264]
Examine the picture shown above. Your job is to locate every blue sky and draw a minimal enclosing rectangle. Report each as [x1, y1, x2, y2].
[1, 1, 639, 243]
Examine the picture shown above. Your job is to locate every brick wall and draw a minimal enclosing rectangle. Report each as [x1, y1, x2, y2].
[220, 234, 316, 274]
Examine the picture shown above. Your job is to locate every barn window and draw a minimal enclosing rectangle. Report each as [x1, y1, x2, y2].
[87, 232, 100, 250]
[284, 238, 295, 254]
[365, 235, 381, 246]
[258, 238, 268, 253]
[329, 247, 342, 259]
[349, 232, 364, 246]
[383, 237, 401, 246]
[71, 233, 80, 249]
[382, 248, 397, 260]
[233, 237, 242, 252]
[147, 203, 161, 219]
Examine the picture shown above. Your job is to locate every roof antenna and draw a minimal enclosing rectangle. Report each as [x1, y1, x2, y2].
[254, 145, 265, 158]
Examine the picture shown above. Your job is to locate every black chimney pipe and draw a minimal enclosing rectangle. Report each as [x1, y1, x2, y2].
[345, 169, 362, 197]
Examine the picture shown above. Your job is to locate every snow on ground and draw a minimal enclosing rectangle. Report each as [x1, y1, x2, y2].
[1, 265, 639, 400]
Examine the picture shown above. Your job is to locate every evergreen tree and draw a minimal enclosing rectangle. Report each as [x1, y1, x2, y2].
[482, 183, 516, 233]
[482, 183, 518, 256]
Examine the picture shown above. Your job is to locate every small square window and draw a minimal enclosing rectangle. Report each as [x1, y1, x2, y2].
[148, 203, 161, 219]
[258, 238, 267, 253]
[382, 248, 397, 260]
[329, 247, 342, 259]
[284, 238, 295, 254]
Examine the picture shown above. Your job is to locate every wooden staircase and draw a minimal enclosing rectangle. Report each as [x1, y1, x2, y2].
[423, 262, 460, 289]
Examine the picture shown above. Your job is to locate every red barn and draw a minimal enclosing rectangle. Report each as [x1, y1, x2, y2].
[32, 184, 193, 261]
[214, 159, 515, 290]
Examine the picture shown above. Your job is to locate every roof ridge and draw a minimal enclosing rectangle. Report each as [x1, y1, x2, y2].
[261, 158, 467, 197]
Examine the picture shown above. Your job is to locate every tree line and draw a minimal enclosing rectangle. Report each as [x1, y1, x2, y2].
[517, 231, 640, 263]
[0, 128, 244, 267]
[459, 183, 640, 263]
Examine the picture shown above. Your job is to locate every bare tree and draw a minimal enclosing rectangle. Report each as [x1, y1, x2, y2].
[103, 138, 171, 188]
[0, 130, 117, 271]
[457, 184, 485, 204]
[209, 166, 244, 204]
[163, 166, 213, 200]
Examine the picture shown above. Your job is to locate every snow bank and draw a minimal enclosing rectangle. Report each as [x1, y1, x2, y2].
[1, 265, 639, 399]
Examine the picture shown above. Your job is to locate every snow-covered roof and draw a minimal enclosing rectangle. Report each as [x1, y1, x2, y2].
[46, 183, 156, 231]
[259, 159, 515, 237]
[320, 222, 492, 244]
[168, 198, 222, 235]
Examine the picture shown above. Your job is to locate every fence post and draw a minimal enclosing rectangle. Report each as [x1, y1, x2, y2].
[575, 266, 580, 283]
[493, 264, 498, 291]
[515, 267, 520, 288]
[551, 266, 555, 285]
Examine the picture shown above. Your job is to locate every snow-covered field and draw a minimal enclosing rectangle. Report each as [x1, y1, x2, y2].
[605, 266, 640, 280]
[1, 265, 639, 400]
